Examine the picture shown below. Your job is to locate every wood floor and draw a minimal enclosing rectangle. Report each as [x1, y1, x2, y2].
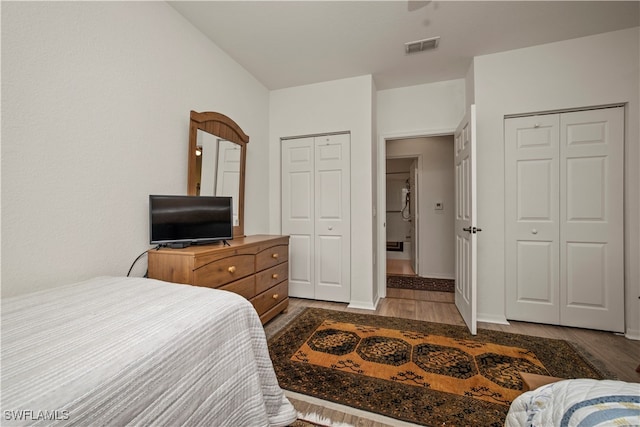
[278, 294, 640, 427]
[386, 258, 415, 276]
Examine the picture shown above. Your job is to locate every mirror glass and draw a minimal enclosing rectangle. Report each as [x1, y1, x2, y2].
[194, 131, 241, 227]
[187, 111, 248, 238]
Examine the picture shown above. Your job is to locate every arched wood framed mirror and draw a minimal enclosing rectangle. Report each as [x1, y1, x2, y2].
[187, 111, 249, 238]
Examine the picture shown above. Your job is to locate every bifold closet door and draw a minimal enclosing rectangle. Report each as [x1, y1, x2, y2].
[282, 137, 315, 299]
[505, 107, 624, 333]
[282, 134, 351, 302]
[505, 114, 561, 324]
[559, 108, 624, 331]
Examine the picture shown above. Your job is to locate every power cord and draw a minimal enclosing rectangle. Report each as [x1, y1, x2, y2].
[127, 245, 160, 277]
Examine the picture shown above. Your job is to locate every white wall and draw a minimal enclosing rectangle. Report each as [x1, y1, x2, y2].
[1, 2, 270, 296]
[269, 75, 377, 309]
[377, 79, 466, 136]
[386, 136, 455, 279]
[473, 27, 640, 336]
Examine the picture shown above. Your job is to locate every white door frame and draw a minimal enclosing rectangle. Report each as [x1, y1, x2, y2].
[376, 128, 456, 299]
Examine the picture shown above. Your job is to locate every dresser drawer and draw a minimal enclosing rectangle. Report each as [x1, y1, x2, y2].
[256, 262, 288, 295]
[193, 254, 255, 288]
[251, 280, 288, 316]
[218, 275, 255, 300]
[256, 245, 288, 272]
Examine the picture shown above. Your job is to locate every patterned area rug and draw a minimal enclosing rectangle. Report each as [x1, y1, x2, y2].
[269, 308, 607, 427]
[387, 275, 455, 292]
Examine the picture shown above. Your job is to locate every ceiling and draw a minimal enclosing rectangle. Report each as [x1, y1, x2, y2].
[169, 1, 640, 91]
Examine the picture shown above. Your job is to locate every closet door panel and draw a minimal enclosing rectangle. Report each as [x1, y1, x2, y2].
[505, 115, 560, 323]
[560, 107, 624, 332]
[282, 138, 315, 299]
[314, 134, 351, 302]
[317, 235, 342, 285]
[516, 241, 556, 303]
[566, 242, 607, 306]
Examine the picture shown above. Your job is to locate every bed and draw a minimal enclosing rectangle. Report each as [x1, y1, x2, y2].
[1, 276, 297, 426]
[505, 378, 640, 427]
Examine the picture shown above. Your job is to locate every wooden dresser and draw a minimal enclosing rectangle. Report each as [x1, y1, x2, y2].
[147, 235, 289, 324]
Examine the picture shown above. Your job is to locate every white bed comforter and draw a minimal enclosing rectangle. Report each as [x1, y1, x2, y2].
[1, 276, 297, 427]
[505, 378, 640, 427]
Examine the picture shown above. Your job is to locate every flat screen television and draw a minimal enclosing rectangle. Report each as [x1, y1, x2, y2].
[149, 195, 233, 247]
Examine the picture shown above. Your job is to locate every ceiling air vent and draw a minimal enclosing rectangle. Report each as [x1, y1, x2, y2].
[404, 36, 440, 54]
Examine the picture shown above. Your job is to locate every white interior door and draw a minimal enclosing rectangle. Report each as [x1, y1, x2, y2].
[559, 107, 624, 332]
[198, 132, 218, 196]
[409, 159, 419, 274]
[454, 105, 478, 335]
[216, 140, 241, 226]
[282, 134, 351, 302]
[282, 137, 315, 299]
[505, 114, 561, 323]
[314, 134, 351, 302]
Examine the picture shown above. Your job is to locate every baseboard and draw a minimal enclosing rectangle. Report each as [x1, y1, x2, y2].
[477, 313, 510, 325]
[417, 273, 455, 280]
[347, 300, 377, 310]
[625, 327, 640, 341]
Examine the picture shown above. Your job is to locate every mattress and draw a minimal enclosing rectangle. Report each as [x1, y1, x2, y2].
[505, 378, 640, 427]
[1, 276, 297, 426]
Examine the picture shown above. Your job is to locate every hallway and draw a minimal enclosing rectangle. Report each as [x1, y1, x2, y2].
[386, 258, 415, 276]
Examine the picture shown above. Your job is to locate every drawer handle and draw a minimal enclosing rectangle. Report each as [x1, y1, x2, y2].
[272, 293, 279, 300]
[272, 253, 279, 259]
[272, 273, 279, 280]
[228, 266, 236, 273]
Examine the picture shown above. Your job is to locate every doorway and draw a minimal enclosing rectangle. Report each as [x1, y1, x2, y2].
[380, 135, 456, 300]
[385, 157, 418, 277]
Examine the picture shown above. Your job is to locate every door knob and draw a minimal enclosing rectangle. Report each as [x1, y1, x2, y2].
[328, 226, 333, 230]
[532, 229, 538, 235]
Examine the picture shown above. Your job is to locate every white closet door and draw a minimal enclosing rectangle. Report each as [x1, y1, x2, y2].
[282, 137, 315, 299]
[314, 134, 351, 302]
[505, 106, 624, 333]
[560, 107, 624, 332]
[281, 134, 351, 303]
[505, 114, 561, 323]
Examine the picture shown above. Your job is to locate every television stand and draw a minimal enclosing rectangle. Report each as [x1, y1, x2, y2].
[147, 235, 290, 325]
[222, 239, 231, 247]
